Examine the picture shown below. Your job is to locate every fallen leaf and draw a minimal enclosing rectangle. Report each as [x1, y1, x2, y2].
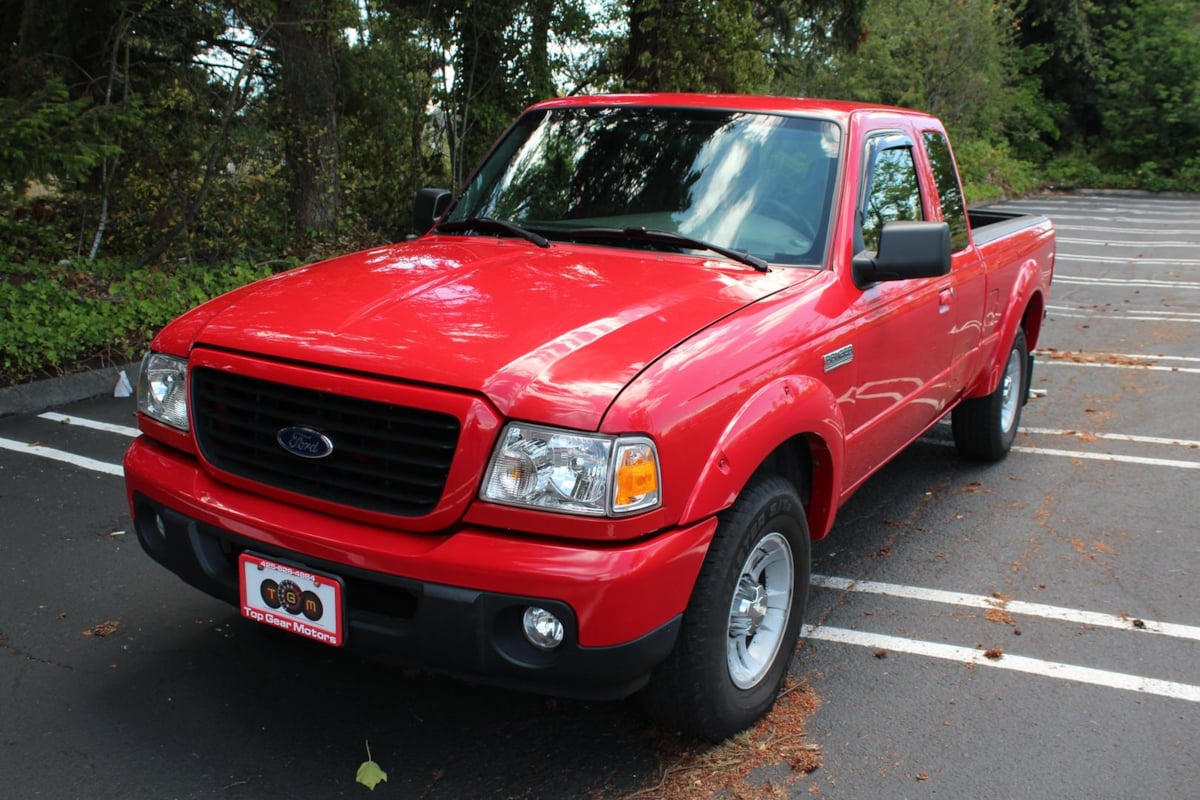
[983, 648, 1003, 660]
[356, 741, 387, 791]
[356, 760, 388, 791]
[83, 620, 120, 638]
[986, 609, 1014, 626]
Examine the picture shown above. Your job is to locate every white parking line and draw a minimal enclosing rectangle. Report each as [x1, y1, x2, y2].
[1038, 359, 1200, 375]
[0, 436, 124, 476]
[1010, 211, 1200, 223]
[1058, 237, 1199, 247]
[1053, 275, 1200, 290]
[1047, 305, 1200, 324]
[1056, 253, 1200, 266]
[1035, 349, 1200, 365]
[810, 575, 1200, 641]
[1055, 225, 1200, 236]
[925, 438, 1200, 469]
[38, 412, 140, 438]
[803, 626, 1200, 704]
[1021, 427, 1200, 449]
[1011, 444, 1200, 469]
[921, 431, 1195, 470]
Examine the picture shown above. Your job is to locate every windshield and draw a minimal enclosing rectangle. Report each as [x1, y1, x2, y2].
[445, 106, 842, 267]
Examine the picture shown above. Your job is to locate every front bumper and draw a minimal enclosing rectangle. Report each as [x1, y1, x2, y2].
[125, 437, 715, 699]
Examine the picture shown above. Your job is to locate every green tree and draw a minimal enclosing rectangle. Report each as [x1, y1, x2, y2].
[777, 0, 1053, 199]
[1014, 0, 1108, 146]
[0, 0, 271, 262]
[620, 0, 864, 94]
[435, 0, 590, 184]
[790, 0, 1046, 142]
[0, 79, 121, 192]
[338, 2, 448, 238]
[268, 0, 354, 237]
[1093, 0, 1200, 181]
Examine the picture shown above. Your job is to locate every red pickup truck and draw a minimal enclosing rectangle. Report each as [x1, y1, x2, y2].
[125, 94, 1054, 741]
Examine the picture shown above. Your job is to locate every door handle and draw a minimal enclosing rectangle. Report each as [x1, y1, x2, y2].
[939, 287, 955, 311]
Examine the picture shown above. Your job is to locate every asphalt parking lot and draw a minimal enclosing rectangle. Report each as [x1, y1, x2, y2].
[2, 191, 1197, 798]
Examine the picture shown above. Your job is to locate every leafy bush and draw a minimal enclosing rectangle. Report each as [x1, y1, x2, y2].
[0, 259, 279, 384]
[952, 138, 1041, 205]
[1042, 152, 1114, 191]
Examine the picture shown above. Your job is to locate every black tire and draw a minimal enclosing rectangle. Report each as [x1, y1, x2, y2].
[640, 475, 810, 742]
[952, 328, 1028, 461]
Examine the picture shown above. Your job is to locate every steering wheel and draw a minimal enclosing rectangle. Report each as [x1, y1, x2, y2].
[755, 199, 818, 242]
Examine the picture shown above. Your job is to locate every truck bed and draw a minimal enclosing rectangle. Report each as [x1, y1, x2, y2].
[968, 206, 1051, 247]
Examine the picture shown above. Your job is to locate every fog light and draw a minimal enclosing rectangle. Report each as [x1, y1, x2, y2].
[154, 512, 167, 538]
[522, 606, 564, 651]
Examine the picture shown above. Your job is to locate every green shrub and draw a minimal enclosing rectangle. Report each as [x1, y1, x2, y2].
[953, 138, 1042, 205]
[1043, 152, 1115, 191]
[0, 259, 279, 385]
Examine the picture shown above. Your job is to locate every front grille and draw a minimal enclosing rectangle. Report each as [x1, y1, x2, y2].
[191, 368, 460, 516]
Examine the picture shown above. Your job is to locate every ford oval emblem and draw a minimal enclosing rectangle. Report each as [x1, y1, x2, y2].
[276, 426, 334, 459]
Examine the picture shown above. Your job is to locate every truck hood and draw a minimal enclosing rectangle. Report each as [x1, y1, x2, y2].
[187, 236, 807, 429]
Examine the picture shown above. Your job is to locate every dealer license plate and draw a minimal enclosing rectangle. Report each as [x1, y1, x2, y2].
[238, 553, 345, 647]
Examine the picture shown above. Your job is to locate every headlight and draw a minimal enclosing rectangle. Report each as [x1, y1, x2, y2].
[481, 423, 660, 516]
[137, 352, 189, 431]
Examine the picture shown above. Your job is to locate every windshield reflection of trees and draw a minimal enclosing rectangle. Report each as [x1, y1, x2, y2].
[467, 108, 839, 265]
[479, 109, 723, 221]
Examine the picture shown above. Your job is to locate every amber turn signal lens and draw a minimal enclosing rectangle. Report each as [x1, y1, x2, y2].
[613, 443, 660, 512]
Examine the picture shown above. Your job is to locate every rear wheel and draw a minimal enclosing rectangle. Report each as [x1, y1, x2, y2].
[952, 328, 1028, 461]
[640, 475, 810, 742]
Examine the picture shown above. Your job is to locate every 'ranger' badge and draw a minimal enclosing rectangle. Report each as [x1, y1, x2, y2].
[822, 345, 854, 373]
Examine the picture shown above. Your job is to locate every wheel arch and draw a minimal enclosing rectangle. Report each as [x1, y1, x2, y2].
[972, 258, 1045, 398]
[1021, 288, 1046, 350]
[678, 376, 844, 541]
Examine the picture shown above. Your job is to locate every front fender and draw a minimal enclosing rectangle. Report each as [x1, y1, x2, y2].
[680, 375, 845, 539]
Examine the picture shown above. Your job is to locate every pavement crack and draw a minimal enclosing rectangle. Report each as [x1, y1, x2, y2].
[0, 628, 75, 671]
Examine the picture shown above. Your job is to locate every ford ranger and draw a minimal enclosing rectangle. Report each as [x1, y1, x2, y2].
[124, 94, 1055, 741]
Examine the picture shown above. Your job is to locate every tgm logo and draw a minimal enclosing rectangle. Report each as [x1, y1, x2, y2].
[276, 426, 334, 459]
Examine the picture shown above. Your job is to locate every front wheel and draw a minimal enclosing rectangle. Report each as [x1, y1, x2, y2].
[640, 475, 810, 742]
[952, 328, 1029, 461]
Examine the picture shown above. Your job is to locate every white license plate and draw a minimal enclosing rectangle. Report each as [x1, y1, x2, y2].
[238, 553, 345, 647]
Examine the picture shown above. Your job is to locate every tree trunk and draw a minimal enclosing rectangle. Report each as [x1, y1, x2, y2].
[275, 0, 341, 238]
[624, 0, 675, 91]
[527, 0, 554, 101]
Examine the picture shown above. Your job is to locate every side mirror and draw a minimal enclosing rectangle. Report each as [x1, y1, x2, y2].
[852, 221, 951, 288]
[412, 188, 452, 234]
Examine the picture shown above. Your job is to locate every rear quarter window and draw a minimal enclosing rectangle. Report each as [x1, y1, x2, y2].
[923, 131, 969, 252]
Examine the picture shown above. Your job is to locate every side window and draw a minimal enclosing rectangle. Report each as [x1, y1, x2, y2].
[923, 131, 969, 251]
[860, 144, 923, 252]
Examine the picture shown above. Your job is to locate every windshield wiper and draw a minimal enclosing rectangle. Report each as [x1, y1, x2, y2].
[567, 226, 769, 272]
[435, 216, 551, 248]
